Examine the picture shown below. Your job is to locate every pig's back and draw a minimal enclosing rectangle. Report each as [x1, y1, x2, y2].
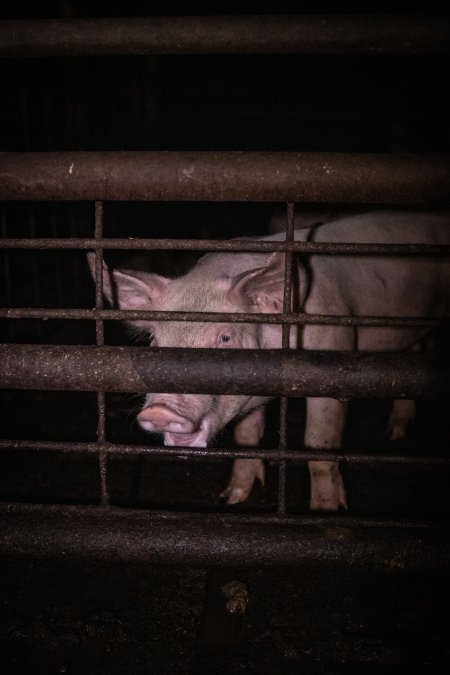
[309, 210, 450, 245]
[194, 210, 450, 284]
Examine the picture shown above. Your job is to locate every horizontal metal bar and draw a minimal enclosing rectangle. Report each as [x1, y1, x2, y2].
[1, 307, 449, 329]
[1, 152, 449, 203]
[1, 504, 449, 570]
[0, 344, 448, 399]
[0, 15, 449, 57]
[1, 438, 448, 467]
[1, 237, 450, 255]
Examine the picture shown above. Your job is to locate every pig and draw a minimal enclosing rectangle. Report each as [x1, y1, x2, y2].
[88, 210, 450, 510]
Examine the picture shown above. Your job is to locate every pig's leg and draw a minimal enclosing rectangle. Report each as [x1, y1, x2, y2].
[221, 407, 265, 505]
[386, 399, 416, 441]
[305, 398, 348, 511]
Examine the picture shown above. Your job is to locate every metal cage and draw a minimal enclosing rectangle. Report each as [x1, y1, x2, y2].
[0, 16, 449, 569]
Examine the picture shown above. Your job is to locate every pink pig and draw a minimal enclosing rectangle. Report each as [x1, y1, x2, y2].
[89, 210, 450, 510]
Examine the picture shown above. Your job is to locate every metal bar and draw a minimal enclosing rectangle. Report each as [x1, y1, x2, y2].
[1, 307, 448, 328]
[0, 15, 449, 57]
[1, 438, 448, 466]
[1, 344, 448, 399]
[278, 203, 295, 514]
[1, 504, 449, 570]
[1, 152, 449, 203]
[94, 201, 109, 506]
[94, 201, 104, 347]
[282, 204, 295, 345]
[1, 238, 449, 255]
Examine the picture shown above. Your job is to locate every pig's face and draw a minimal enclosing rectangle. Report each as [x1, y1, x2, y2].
[88, 252, 285, 447]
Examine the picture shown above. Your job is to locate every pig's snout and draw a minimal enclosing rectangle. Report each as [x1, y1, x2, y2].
[137, 405, 195, 434]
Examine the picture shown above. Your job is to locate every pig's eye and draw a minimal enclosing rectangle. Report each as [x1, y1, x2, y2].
[217, 330, 236, 348]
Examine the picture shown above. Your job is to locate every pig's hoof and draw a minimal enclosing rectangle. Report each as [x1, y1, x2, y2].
[221, 458, 265, 505]
[221, 483, 252, 505]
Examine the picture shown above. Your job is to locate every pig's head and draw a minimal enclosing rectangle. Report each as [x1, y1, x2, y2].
[87, 251, 285, 448]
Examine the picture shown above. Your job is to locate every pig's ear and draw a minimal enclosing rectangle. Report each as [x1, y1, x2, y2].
[87, 251, 169, 310]
[229, 252, 286, 313]
[112, 269, 169, 310]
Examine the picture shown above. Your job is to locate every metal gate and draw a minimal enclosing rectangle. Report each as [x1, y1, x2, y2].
[0, 15, 449, 568]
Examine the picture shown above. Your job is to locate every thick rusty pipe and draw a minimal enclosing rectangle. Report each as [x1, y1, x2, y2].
[1, 504, 449, 570]
[0, 344, 448, 399]
[1, 152, 449, 203]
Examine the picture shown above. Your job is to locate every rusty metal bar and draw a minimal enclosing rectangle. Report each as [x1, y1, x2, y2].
[282, 204, 295, 346]
[0, 344, 448, 399]
[1, 438, 448, 466]
[1, 152, 449, 203]
[278, 203, 295, 514]
[1, 504, 449, 570]
[94, 201, 105, 347]
[1, 238, 449, 255]
[1, 307, 448, 328]
[0, 15, 449, 57]
[94, 201, 109, 506]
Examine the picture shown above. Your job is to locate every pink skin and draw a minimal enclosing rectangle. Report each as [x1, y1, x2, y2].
[88, 210, 450, 510]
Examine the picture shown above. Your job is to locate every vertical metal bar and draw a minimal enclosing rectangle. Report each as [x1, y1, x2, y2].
[277, 202, 295, 515]
[94, 200, 109, 506]
[94, 201, 105, 347]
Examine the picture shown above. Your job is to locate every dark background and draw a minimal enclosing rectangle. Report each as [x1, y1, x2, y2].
[2, 3, 450, 154]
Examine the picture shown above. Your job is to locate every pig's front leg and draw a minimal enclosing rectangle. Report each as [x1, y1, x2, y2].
[221, 407, 265, 505]
[305, 398, 348, 511]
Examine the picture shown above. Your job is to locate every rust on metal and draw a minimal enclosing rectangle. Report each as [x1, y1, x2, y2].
[1, 504, 449, 570]
[278, 203, 296, 513]
[1, 152, 449, 203]
[1, 237, 449, 255]
[0, 307, 448, 328]
[0, 344, 448, 399]
[0, 438, 448, 466]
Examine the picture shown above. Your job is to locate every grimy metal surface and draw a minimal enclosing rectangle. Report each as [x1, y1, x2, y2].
[2, 237, 450, 256]
[0, 307, 448, 328]
[1, 344, 448, 399]
[1, 152, 449, 203]
[1, 504, 449, 571]
[1, 438, 448, 467]
[0, 15, 449, 57]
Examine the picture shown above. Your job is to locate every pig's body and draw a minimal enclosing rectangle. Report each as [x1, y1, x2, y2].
[90, 210, 450, 510]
